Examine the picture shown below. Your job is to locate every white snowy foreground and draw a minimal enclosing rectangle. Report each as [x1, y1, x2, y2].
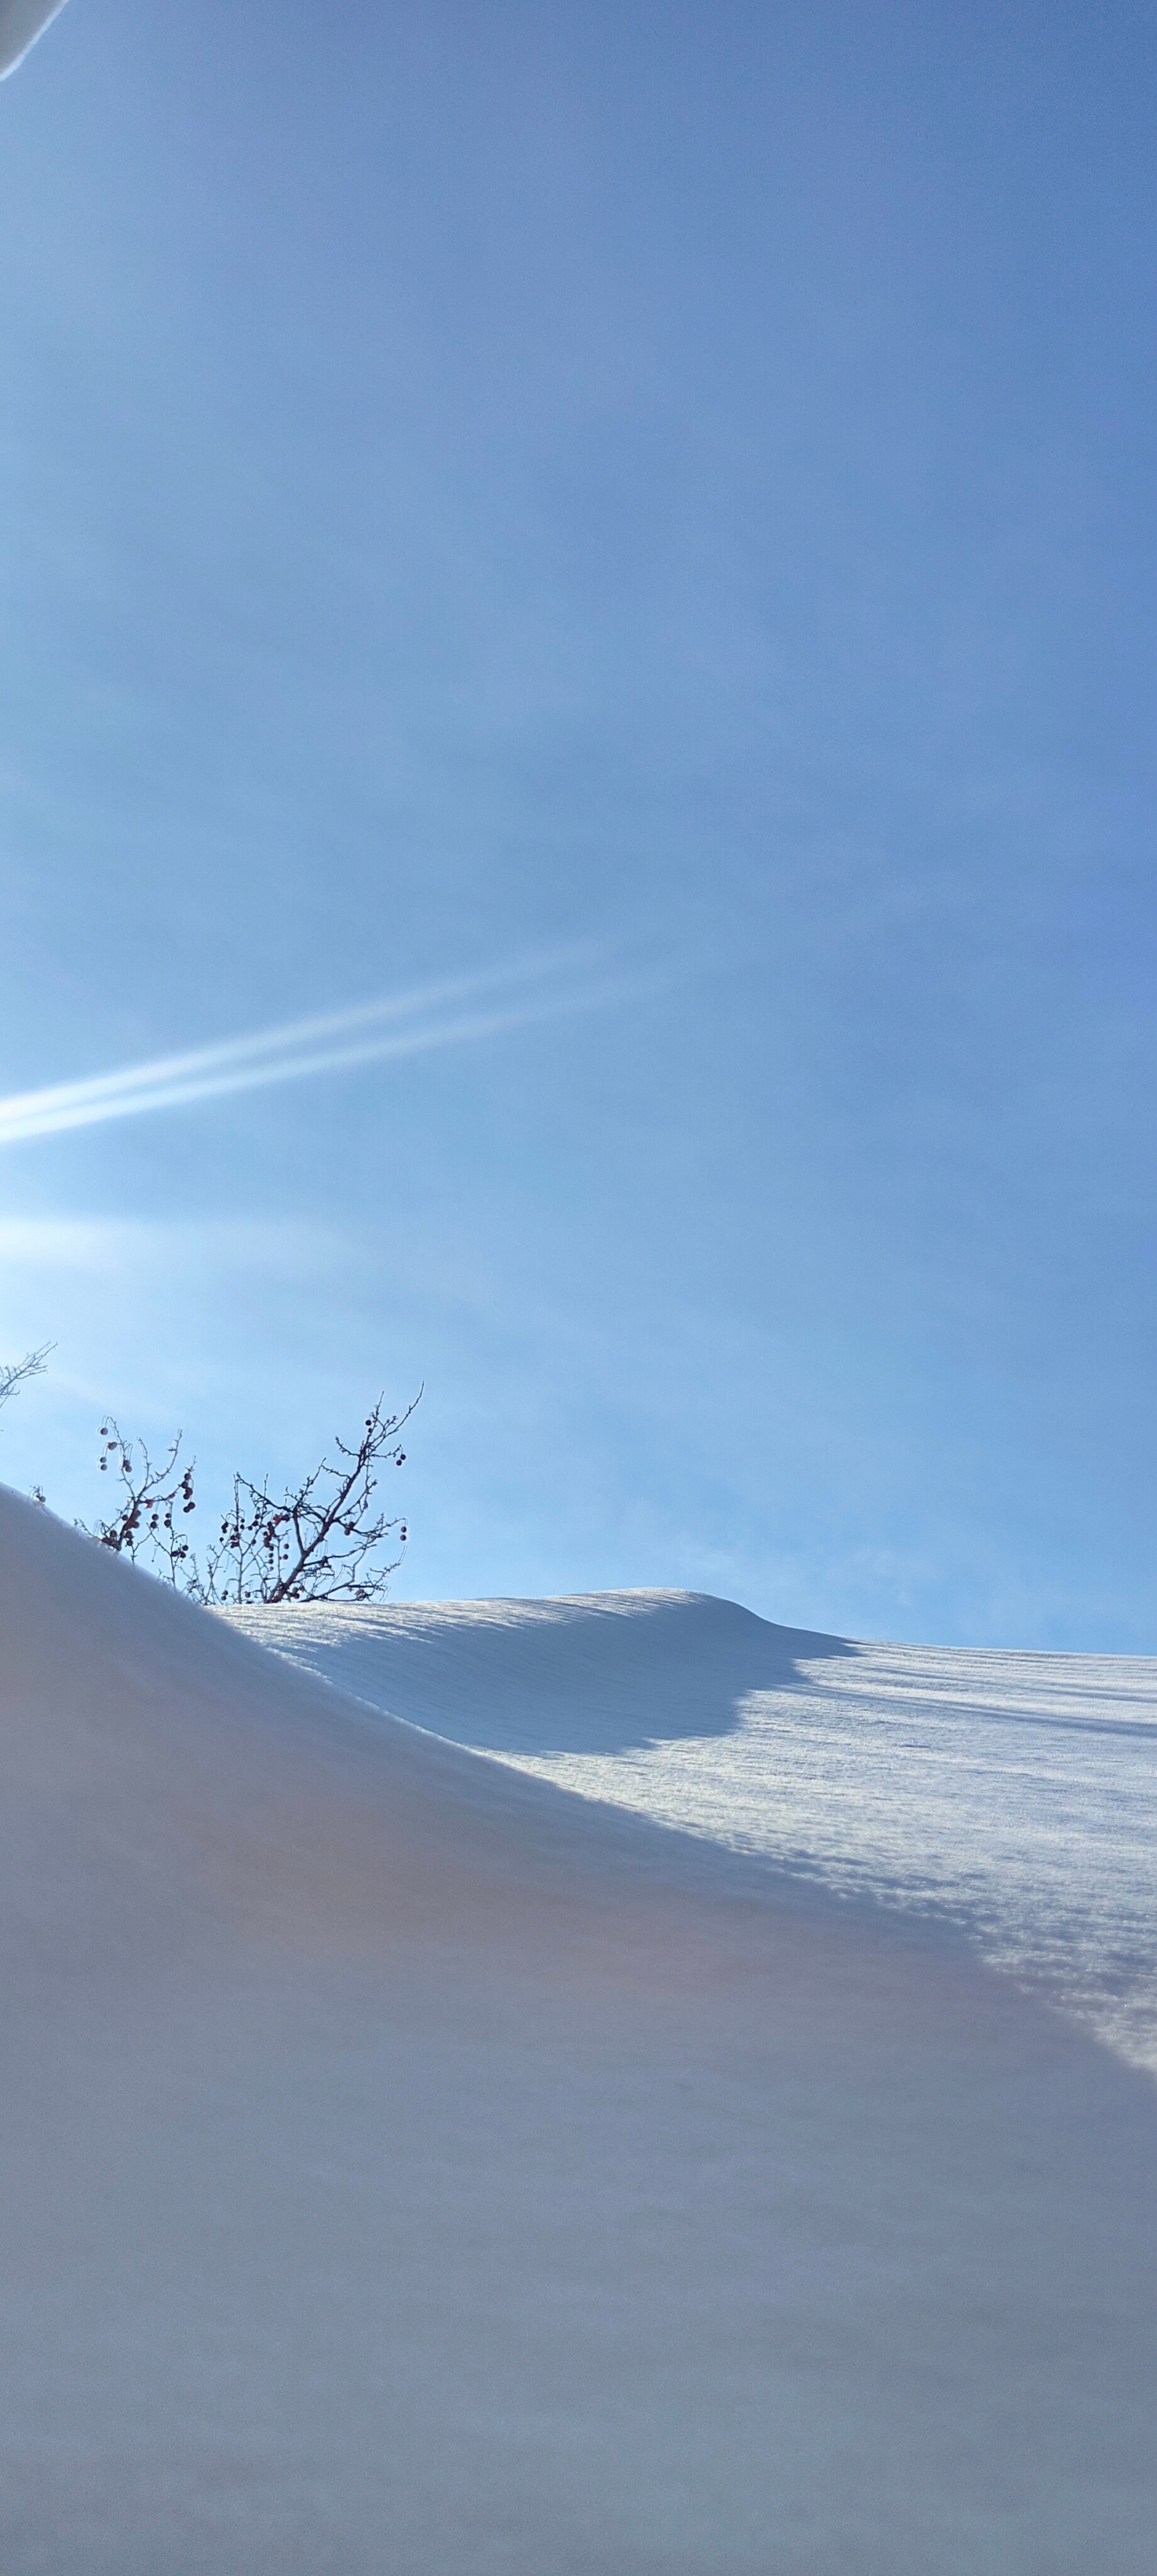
[3, 1489, 1157, 2573]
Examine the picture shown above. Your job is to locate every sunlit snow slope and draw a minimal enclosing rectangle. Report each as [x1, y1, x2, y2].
[231, 1590, 1157, 2072]
[4, 1491, 1157, 2576]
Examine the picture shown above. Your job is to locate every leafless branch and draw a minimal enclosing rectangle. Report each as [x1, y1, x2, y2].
[0, 1344, 53, 1415]
[81, 1419, 198, 1585]
[199, 1392, 420, 1604]
[79, 1389, 420, 1605]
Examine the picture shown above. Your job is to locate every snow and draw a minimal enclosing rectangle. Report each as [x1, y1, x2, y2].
[3, 1487, 1157, 2573]
[230, 1590, 1157, 2074]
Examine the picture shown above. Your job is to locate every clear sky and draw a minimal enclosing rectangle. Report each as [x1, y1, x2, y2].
[1, 0, 1154, 1648]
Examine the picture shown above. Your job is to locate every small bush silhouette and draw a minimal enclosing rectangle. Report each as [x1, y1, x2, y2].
[87, 1391, 420, 1604]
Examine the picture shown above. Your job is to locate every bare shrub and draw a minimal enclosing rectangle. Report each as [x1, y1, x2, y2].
[91, 1424, 198, 1583]
[88, 1392, 419, 1604]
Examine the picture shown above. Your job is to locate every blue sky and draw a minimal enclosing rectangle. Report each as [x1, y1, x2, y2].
[1, 0, 1155, 1646]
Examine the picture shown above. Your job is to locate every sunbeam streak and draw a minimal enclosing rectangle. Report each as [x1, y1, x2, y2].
[0, 950, 618, 1148]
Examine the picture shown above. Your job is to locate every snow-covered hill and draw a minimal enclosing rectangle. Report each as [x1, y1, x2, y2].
[228, 1589, 1157, 2071]
[3, 1486, 1156, 2574]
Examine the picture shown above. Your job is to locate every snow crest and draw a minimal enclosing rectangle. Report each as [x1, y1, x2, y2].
[231, 1590, 1157, 2072]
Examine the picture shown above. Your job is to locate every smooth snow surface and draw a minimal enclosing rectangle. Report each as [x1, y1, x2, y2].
[230, 1588, 1157, 2073]
[4, 1493, 1157, 2574]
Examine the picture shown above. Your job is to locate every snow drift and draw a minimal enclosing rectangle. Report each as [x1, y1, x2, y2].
[3, 1484, 1156, 2574]
[229, 1589, 1157, 2070]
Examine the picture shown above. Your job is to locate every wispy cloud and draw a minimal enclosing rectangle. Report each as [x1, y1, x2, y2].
[0, 1215, 347, 1276]
[0, 950, 620, 1150]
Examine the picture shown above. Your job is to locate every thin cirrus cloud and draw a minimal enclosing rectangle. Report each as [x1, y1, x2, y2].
[0, 950, 625, 1150]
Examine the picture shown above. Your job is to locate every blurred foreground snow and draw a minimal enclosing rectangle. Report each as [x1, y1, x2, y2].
[3, 1495, 1155, 2574]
